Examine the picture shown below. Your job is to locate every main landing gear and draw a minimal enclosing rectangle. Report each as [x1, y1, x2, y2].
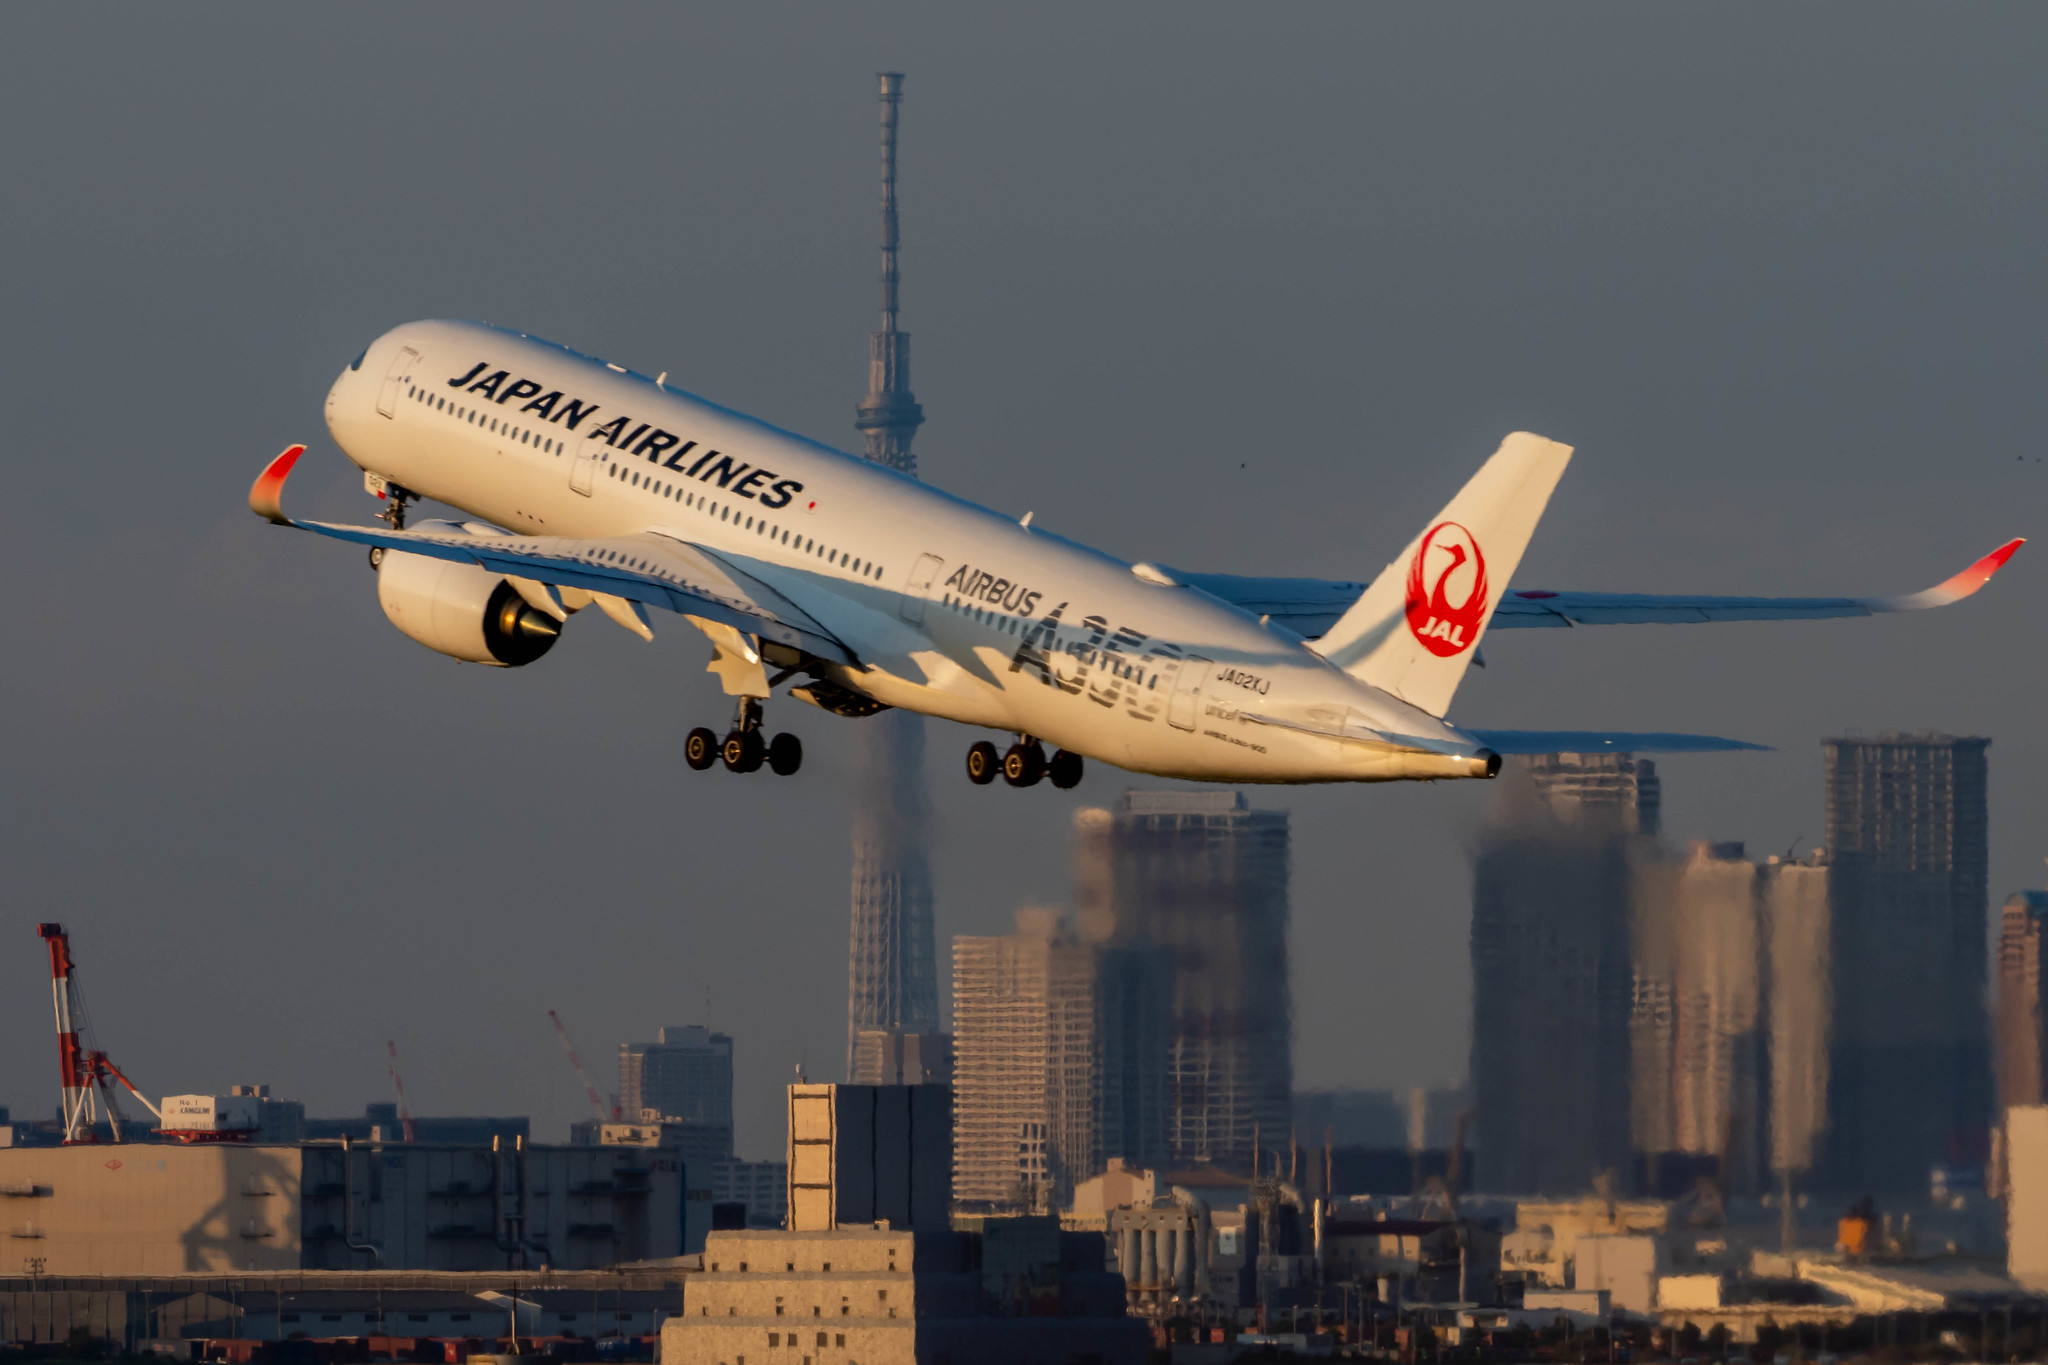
[966, 738, 1083, 790]
[687, 697, 802, 776]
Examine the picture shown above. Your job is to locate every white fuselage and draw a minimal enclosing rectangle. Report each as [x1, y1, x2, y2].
[325, 320, 1496, 783]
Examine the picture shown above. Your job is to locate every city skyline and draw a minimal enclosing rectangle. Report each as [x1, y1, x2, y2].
[0, 5, 2041, 1158]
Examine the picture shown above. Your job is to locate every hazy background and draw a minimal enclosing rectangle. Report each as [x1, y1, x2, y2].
[2, 5, 2042, 1159]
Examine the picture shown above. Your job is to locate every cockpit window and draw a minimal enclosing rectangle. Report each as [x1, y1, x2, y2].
[349, 349, 367, 372]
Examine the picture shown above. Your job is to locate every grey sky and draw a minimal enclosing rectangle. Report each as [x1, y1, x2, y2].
[1, 5, 2042, 1159]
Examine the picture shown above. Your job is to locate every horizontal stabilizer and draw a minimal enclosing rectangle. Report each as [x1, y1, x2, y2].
[1467, 730, 1769, 755]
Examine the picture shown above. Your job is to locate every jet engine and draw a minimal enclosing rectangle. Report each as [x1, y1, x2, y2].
[375, 549, 561, 667]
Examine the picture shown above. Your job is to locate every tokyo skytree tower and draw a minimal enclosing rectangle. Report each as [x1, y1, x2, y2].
[847, 73, 940, 1080]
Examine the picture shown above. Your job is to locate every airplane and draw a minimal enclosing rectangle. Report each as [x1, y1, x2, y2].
[248, 319, 2023, 789]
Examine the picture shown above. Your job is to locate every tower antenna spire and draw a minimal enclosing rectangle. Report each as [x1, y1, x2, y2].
[847, 72, 940, 1083]
[854, 72, 925, 476]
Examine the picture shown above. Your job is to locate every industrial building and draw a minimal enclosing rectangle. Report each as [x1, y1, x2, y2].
[1821, 733, 1993, 1192]
[0, 1140, 693, 1275]
[786, 1083, 950, 1234]
[664, 1223, 1143, 1365]
[666, 1074, 1143, 1365]
[301, 1105, 527, 1148]
[0, 1267, 691, 1349]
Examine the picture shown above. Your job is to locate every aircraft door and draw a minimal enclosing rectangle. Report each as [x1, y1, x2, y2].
[899, 553, 945, 624]
[376, 347, 421, 418]
[569, 447, 598, 496]
[1167, 654, 1210, 731]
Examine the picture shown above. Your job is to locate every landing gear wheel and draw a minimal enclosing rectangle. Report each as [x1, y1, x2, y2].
[1048, 749, 1084, 790]
[966, 741, 1000, 785]
[1002, 741, 1047, 788]
[685, 727, 718, 771]
[721, 729, 764, 773]
[767, 732, 804, 776]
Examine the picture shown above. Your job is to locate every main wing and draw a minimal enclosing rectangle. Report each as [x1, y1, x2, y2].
[249, 446, 853, 662]
[1177, 539, 2023, 638]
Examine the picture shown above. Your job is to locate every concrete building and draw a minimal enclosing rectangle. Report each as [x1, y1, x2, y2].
[846, 72, 944, 1088]
[302, 1106, 528, 1147]
[1997, 890, 2048, 1115]
[662, 1225, 1144, 1365]
[618, 1027, 733, 1132]
[1472, 756, 1652, 1192]
[712, 1158, 788, 1229]
[667, 1079, 1141, 1364]
[787, 1084, 950, 1234]
[1763, 856, 1832, 1181]
[1822, 733, 1993, 1192]
[0, 1267, 692, 1349]
[229, 1087, 304, 1145]
[0, 1140, 687, 1275]
[952, 915, 1102, 1210]
[1107, 1197, 1209, 1307]
[1094, 790, 1291, 1172]
[2004, 1104, 2048, 1289]
[850, 1030, 953, 1088]
[1072, 808, 1173, 1175]
[1629, 842, 1766, 1193]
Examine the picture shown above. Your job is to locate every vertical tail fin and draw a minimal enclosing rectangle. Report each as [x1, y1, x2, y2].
[1310, 432, 1572, 716]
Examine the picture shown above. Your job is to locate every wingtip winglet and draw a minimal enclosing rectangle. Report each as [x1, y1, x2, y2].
[1912, 536, 2025, 607]
[249, 445, 306, 524]
[1943, 537, 2026, 599]
[1867, 537, 2025, 612]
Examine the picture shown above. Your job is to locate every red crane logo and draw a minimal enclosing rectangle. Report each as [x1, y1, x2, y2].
[1405, 521, 1489, 657]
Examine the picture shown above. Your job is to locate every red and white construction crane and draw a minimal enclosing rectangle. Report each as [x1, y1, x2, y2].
[385, 1041, 418, 1143]
[548, 1009, 619, 1126]
[37, 923, 161, 1144]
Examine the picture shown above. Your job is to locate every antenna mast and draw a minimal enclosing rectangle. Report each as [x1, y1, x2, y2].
[853, 72, 924, 475]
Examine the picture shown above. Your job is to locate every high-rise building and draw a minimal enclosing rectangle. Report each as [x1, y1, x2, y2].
[1101, 790, 1291, 1172]
[1762, 856, 1832, 1180]
[1997, 890, 2048, 1115]
[951, 914, 1100, 1210]
[1821, 733, 1992, 1191]
[1627, 843, 1832, 1198]
[846, 71, 942, 1081]
[1471, 756, 1652, 1193]
[1073, 807, 1173, 1176]
[622, 1023, 737, 1154]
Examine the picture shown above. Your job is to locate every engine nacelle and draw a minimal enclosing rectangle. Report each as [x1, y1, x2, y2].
[376, 549, 561, 667]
